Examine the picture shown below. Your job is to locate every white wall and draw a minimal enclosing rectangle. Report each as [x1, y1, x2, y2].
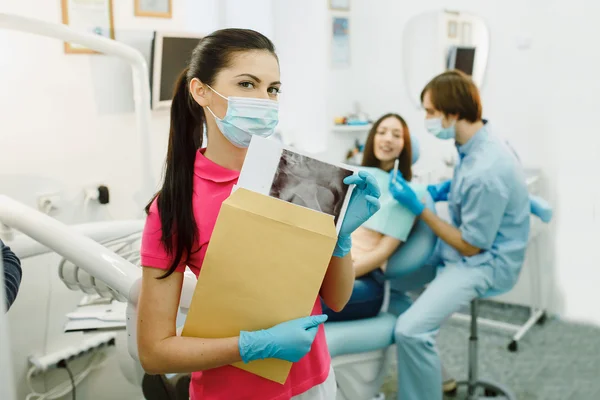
[1, 1, 220, 399]
[272, 0, 331, 153]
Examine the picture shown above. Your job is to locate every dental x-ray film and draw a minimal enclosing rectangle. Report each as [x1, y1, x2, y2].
[236, 136, 356, 234]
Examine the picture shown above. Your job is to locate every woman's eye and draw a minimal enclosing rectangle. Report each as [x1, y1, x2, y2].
[268, 86, 281, 95]
[239, 81, 255, 89]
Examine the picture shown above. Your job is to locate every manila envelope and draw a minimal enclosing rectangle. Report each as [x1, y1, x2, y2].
[181, 187, 337, 384]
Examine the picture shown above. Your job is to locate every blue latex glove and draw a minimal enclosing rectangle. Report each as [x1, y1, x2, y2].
[239, 315, 328, 363]
[334, 171, 381, 257]
[427, 179, 451, 202]
[389, 174, 425, 216]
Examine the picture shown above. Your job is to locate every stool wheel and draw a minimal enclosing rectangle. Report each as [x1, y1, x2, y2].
[507, 340, 518, 352]
[537, 312, 548, 325]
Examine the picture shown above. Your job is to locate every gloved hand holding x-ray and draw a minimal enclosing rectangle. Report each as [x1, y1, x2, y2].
[270, 154, 381, 258]
[333, 171, 381, 257]
[270, 150, 350, 223]
[237, 137, 381, 258]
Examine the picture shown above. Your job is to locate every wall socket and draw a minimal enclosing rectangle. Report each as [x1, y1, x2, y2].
[37, 192, 61, 214]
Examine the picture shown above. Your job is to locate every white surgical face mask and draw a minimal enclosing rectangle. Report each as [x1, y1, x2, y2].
[425, 118, 456, 140]
[205, 85, 279, 148]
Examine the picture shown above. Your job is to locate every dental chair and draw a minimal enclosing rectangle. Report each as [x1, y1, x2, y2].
[324, 196, 437, 400]
[324, 135, 440, 400]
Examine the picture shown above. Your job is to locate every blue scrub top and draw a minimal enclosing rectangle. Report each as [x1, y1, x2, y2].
[437, 123, 531, 291]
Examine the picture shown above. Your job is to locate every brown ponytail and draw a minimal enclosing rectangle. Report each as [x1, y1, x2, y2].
[145, 29, 277, 279]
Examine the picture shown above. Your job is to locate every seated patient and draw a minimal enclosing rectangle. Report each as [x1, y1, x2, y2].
[322, 113, 415, 322]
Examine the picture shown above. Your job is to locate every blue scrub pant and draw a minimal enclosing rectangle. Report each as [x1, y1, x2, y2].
[389, 263, 494, 400]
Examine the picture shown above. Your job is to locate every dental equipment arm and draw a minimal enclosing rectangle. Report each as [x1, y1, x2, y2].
[9, 220, 144, 260]
[0, 195, 198, 357]
[0, 195, 141, 302]
[0, 194, 146, 365]
[0, 13, 154, 211]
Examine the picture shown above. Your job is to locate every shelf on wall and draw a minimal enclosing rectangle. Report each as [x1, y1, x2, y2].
[332, 124, 373, 133]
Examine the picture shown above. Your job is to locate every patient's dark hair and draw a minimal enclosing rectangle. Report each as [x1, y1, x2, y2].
[144, 29, 277, 279]
[362, 113, 413, 181]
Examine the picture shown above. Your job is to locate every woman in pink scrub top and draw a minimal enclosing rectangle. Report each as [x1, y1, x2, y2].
[137, 28, 381, 400]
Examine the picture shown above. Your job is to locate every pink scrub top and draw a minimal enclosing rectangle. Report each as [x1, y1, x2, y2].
[141, 149, 331, 400]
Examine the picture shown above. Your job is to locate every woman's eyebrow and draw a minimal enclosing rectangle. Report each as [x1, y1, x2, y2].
[234, 73, 281, 86]
[235, 73, 261, 82]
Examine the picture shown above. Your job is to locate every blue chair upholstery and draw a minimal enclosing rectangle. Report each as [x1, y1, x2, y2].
[530, 194, 553, 223]
[385, 194, 437, 279]
[324, 194, 437, 354]
[326, 313, 398, 358]
[410, 133, 420, 165]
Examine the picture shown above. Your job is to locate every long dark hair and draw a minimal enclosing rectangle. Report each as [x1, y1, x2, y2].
[361, 113, 413, 181]
[145, 29, 277, 279]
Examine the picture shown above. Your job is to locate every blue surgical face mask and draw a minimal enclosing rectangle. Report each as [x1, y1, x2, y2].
[205, 85, 279, 148]
[425, 117, 455, 140]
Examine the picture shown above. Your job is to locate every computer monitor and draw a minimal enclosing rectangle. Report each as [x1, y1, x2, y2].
[447, 46, 476, 76]
[150, 31, 204, 110]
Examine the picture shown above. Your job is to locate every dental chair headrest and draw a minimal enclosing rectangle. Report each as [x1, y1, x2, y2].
[411, 134, 420, 165]
[385, 191, 437, 279]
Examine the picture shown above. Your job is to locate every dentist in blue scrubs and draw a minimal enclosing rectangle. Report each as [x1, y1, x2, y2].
[388, 70, 531, 400]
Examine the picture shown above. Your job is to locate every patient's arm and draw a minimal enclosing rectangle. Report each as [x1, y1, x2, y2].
[137, 267, 241, 375]
[353, 235, 402, 278]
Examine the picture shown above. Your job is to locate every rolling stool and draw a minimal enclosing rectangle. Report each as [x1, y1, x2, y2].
[455, 291, 516, 400]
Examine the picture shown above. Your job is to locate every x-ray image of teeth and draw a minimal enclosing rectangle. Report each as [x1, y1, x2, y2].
[270, 149, 354, 224]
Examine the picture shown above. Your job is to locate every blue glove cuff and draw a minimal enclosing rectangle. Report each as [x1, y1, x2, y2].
[412, 202, 425, 216]
[239, 330, 272, 363]
[426, 184, 438, 202]
[333, 235, 352, 258]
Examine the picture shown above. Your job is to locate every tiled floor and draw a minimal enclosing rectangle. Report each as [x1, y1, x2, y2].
[381, 301, 600, 399]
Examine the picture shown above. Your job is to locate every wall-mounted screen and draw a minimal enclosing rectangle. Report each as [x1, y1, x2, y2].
[150, 31, 204, 110]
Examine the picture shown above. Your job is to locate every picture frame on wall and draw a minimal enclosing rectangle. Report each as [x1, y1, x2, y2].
[135, 0, 173, 19]
[331, 16, 350, 68]
[329, 0, 350, 11]
[61, 0, 115, 54]
[447, 20, 458, 38]
[461, 21, 473, 45]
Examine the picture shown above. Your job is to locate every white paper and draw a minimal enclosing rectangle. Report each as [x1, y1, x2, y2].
[237, 137, 357, 234]
[64, 300, 126, 332]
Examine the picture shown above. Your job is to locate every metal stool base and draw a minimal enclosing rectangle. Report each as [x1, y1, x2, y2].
[455, 378, 517, 400]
